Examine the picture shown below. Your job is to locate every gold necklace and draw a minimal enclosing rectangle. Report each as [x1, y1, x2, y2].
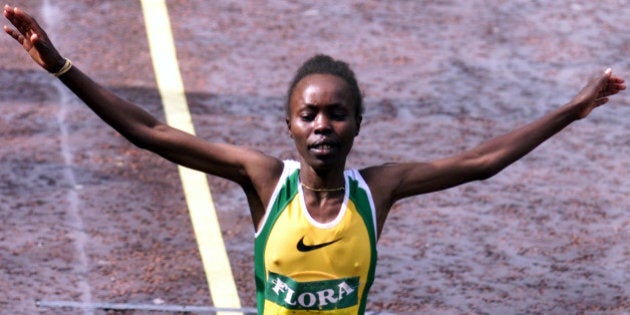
[301, 182, 345, 192]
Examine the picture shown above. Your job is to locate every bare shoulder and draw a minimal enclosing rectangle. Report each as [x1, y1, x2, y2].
[360, 163, 405, 191]
[359, 163, 408, 210]
[360, 161, 445, 234]
[358, 163, 416, 236]
[359, 161, 445, 209]
[241, 149, 284, 189]
[229, 149, 283, 229]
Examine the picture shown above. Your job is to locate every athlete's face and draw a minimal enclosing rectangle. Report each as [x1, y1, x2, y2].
[286, 74, 361, 171]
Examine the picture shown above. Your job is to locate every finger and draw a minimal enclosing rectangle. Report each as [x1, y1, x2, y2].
[12, 8, 32, 33]
[3, 25, 21, 41]
[3, 5, 21, 23]
[610, 76, 625, 85]
[610, 74, 624, 81]
[5, 26, 33, 50]
[3, 4, 14, 17]
[606, 81, 626, 92]
[29, 32, 39, 45]
[600, 86, 619, 97]
[3, 24, 11, 34]
[596, 69, 611, 85]
[7, 6, 35, 35]
[4, 7, 25, 33]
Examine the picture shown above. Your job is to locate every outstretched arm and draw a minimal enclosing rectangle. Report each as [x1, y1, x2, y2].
[364, 69, 625, 230]
[3, 5, 283, 216]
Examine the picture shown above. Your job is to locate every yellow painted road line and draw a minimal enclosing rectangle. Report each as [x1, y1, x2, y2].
[140, 0, 242, 313]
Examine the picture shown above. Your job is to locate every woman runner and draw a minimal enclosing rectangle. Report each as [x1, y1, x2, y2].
[3, 4, 625, 314]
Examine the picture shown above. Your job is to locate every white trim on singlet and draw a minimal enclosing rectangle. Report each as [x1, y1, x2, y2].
[348, 169, 379, 239]
[254, 161, 379, 239]
[254, 160, 299, 238]
[297, 173, 350, 229]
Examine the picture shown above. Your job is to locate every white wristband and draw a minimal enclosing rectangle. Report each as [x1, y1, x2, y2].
[53, 58, 73, 77]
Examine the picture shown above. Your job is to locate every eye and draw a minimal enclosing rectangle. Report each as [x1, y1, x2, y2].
[299, 111, 315, 122]
[330, 109, 348, 121]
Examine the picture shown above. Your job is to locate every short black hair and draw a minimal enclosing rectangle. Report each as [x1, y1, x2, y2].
[285, 54, 363, 119]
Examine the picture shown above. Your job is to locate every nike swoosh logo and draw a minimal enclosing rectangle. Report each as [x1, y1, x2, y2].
[296, 236, 342, 252]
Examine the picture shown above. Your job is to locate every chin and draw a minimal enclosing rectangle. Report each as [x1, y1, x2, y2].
[307, 156, 345, 171]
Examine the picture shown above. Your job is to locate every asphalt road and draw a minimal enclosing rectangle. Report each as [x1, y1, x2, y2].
[1, 1, 629, 314]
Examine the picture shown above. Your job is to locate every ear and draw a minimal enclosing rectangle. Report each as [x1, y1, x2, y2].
[286, 117, 294, 138]
[354, 115, 362, 136]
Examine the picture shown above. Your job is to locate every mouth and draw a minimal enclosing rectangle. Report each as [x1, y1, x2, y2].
[308, 139, 339, 156]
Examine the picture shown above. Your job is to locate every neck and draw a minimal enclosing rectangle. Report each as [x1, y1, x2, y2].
[301, 182, 345, 192]
[299, 162, 345, 193]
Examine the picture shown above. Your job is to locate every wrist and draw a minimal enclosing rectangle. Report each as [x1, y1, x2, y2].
[50, 58, 73, 77]
[558, 101, 583, 122]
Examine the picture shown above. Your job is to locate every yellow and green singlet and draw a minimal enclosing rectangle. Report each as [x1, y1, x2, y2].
[255, 161, 378, 315]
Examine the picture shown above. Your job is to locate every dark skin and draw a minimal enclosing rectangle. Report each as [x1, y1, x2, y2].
[4, 5, 626, 238]
[286, 74, 360, 223]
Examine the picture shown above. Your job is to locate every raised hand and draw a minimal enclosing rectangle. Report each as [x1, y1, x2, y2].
[570, 68, 626, 119]
[3, 5, 65, 72]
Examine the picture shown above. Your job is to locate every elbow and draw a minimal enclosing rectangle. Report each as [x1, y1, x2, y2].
[126, 134, 152, 150]
[119, 123, 167, 151]
[474, 167, 501, 181]
[118, 129, 150, 149]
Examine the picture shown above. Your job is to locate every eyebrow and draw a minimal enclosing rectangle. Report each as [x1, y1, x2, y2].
[302, 102, 345, 108]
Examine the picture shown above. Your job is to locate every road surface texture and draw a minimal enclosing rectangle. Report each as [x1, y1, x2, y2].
[1, 1, 628, 314]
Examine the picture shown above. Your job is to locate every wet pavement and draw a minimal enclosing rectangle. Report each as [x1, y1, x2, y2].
[1, 1, 629, 314]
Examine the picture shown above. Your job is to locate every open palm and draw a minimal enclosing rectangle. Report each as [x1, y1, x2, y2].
[571, 69, 626, 119]
[3, 5, 64, 72]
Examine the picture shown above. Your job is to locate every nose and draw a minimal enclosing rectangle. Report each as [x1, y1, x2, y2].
[313, 113, 332, 134]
